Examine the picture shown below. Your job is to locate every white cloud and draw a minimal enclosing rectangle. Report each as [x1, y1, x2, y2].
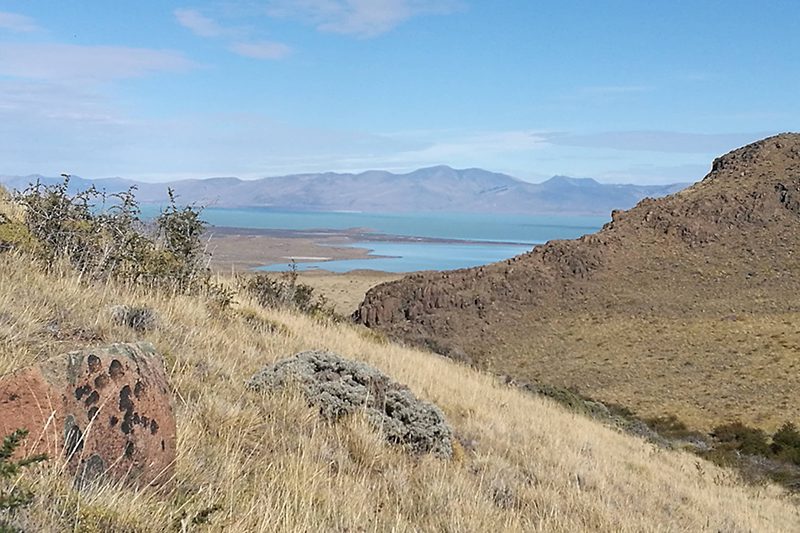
[174, 8, 227, 37]
[174, 7, 291, 60]
[0, 81, 121, 124]
[265, 0, 461, 37]
[291, 129, 550, 175]
[0, 43, 197, 82]
[229, 41, 292, 59]
[545, 131, 770, 154]
[0, 102, 720, 185]
[0, 11, 40, 33]
[0, 80, 132, 175]
[388, 130, 547, 161]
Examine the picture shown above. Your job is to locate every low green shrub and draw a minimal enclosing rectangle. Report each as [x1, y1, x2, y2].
[1, 429, 47, 532]
[711, 422, 771, 456]
[643, 414, 706, 441]
[695, 420, 800, 490]
[0, 211, 34, 254]
[772, 422, 800, 465]
[238, 267, 336, 319]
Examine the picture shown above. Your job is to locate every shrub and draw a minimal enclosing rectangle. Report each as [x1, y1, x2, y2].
[154, 188, 209, 291]
[643, 414, 707, 441]
[772, 422, 800, 465]
[711, 422, 770, 456]
[247, 350, 453, 458]
[12, 178, 210, 292]
[0, 187, 33, 254]
[238, 267, 335, 318]
[1, 429, 47, 532]
[14, 178, 102, 271]
[0, 215, 33, 254]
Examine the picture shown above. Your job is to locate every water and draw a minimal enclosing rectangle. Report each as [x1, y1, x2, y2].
[160, 207, 607, 244]
[258, 241, 536, 273]
[142, 206, 607, 272]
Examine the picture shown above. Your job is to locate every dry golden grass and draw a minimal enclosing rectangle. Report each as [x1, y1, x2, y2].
[1, 252, 799, 532]
[0, 186, 23, 219]
[494, 310, 800, 433]
[360, 230, 800, 434]
[294, 270, 403, 316]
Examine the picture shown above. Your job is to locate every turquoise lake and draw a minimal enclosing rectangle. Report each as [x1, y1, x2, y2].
[195, 208, 607, 244]
[145, 207, 608, 272]
[257, 241, 539, 273]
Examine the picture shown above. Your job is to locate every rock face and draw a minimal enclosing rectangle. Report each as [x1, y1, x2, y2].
[356, 133, 800, 347]
[248, 351, 453, 458]
[353, 133, 800, 428]
[0, 342, 176, 487]
[357, 134, 800, 334]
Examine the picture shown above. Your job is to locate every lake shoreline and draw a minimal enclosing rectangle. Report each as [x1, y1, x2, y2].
[206, 224, 537, 273]
[208, 224, 536, 246]
[203, 211, 604, 273]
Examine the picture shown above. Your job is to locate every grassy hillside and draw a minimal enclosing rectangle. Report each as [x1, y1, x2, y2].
[1, 252, 799, 531]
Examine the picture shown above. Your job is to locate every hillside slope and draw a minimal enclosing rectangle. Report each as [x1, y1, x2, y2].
[0, 253, 798, 530]
[356, 133, 800, 431]
[0, 167, 686, 215]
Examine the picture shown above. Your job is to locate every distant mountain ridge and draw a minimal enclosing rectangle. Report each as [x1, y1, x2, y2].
[0, 166, 688, 215]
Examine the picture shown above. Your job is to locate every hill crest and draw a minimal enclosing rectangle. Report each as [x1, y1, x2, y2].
[355, 133, 800, 431]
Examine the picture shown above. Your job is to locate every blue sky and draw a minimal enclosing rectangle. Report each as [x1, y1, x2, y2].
[0, 1, 797, 184]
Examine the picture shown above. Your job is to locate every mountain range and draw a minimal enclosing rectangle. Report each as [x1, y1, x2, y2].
[0, 166, 687, 215]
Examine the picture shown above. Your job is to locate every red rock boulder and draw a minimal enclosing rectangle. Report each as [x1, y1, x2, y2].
[0, 342, 176, 487]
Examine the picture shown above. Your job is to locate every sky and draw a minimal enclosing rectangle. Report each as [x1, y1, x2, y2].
[0, 1, 797, 184]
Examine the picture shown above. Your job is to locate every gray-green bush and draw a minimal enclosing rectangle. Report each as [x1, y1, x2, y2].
[247, 350, 454, 458]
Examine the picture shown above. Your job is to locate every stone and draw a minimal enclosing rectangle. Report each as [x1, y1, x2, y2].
[248, 350, 453, 458]
[110, 305, 158, 332]
[0, 342, 176, 488]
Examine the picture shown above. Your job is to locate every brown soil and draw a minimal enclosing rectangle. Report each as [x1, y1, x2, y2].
[356, 133, 800, 431]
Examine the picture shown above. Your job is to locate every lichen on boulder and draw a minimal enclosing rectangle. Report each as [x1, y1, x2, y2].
[0, 342, 176, 488]
[247, 350, 453, 458]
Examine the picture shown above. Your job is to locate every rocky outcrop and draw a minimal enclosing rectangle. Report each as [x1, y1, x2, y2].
[352, 134, 800, 429]
[248, 351, 453, 458]
[0, 342, 176, 488]
[355, 133, 800, 338]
